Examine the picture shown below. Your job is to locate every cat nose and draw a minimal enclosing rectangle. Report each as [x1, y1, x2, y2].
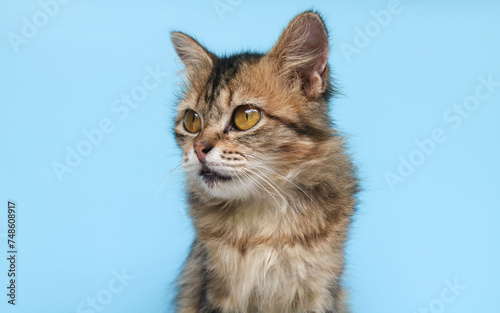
[194, 142, 213, 162]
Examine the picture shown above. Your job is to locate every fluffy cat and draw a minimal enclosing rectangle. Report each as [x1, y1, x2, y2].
[171, 11, 358, 313]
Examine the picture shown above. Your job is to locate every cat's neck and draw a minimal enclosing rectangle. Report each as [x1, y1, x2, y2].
[187, 177, 346, 247]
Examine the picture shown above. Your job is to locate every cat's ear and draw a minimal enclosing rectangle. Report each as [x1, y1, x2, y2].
[171, 32, 215, 73]
[268, 12, 330, 99]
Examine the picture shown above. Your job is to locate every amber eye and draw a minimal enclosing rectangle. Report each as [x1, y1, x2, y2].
[183, 110, 202, 133]
[233, 105, 261, 130]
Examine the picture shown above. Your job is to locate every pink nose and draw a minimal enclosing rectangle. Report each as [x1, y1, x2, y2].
[194, 142, 213, 162]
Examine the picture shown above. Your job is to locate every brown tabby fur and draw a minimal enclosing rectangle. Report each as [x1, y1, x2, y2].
[171, 11, 358, 313]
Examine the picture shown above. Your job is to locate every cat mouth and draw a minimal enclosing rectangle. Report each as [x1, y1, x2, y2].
[200, 165, 232, 185]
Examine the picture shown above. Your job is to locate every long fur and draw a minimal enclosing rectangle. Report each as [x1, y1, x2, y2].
[171, 11, 358, 313]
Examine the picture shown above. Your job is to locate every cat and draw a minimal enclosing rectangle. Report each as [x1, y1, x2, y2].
[171, 11, 358, 313]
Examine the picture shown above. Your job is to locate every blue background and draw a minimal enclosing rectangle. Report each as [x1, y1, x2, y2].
[1, 1, 499, 312]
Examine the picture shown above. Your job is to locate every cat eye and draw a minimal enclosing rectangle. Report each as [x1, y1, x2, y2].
[183, 110, 202, 133]
[233, 105, 261, 131]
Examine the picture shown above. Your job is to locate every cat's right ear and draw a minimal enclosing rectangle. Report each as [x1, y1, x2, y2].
[268, 12, 330, 99]
[171, 32, 215, 73]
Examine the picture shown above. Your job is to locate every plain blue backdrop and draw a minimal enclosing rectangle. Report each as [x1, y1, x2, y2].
[1, 1, 499, 312]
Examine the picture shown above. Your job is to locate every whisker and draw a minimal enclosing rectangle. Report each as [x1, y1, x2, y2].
[157, 162, 184, 197]
[238, 169, 265, 200]
[229, 167, 258, 201]
[251, 168, 288, 209]
[245, 169, 286, 212]
[247, 154, 322, 212]
[241, 170, 282, 209]
[250, 166, 304, 219]
[157, 153, 182, 162]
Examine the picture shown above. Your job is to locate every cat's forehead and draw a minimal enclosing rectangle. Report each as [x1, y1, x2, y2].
[182, 53, 265, 111]
[202, 53, 263, 104]
[178, 50, 307, 125]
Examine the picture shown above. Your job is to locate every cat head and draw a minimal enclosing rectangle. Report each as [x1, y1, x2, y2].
[172, 11, 335, 200]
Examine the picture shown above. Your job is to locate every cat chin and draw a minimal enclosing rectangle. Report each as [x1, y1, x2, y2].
[196, 176, 253, 200]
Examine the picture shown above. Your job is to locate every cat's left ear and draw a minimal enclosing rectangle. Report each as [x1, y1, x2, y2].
[171, 32, 215, 74]
[268, 11, 330, 99]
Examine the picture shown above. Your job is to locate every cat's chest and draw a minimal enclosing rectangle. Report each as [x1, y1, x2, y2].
[207, 243, 336, 312]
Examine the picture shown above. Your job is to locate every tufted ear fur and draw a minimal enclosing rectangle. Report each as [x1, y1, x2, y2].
[171, 32, 215, 74]
[268, 11, 330, 99]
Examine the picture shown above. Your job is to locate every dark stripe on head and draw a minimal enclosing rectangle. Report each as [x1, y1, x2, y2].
[266, 113, 331, 140]
[203, 53, 263, 104]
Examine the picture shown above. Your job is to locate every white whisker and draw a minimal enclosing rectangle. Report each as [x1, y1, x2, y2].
[240, 170, 282, 209]
[156, 162, 184, 197]
[246, 154, 322, 213]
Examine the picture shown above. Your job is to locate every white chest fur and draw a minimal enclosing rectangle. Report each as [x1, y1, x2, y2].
[208, 242, 340, 313]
